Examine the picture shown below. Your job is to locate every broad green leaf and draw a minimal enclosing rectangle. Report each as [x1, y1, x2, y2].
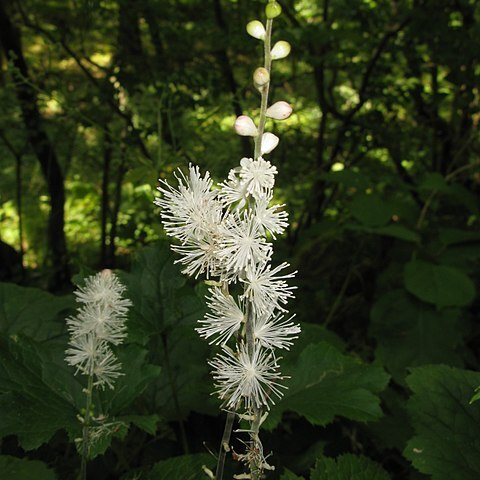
[404, 365, 480, 480]
[147, 453, 214, 480]
[119, 414, 160, 435]
[419, 172, 449, 192]
[102, 344, 161, 413]
[404, 260, 475, 308]
[123, 244, 214, 419]
[265, 342, 389, 429]
[280, 469, 304, 479]
[0, 455, 57, 480]
[349, 193, 394, 227]
[0, 283, 74, 340]
[371, 225, 420, 243]
[0, 336, 79, 450]
[348, 225, 420, 243]
[311, 454, 390, 480]
[370, 290, 465, 381]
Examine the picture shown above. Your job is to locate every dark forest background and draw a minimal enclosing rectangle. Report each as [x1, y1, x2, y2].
[1, 0, 480, 479]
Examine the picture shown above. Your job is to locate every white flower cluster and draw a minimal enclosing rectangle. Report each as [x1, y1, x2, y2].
[65, 270, 132, 389]
[155, 157, 299, 411]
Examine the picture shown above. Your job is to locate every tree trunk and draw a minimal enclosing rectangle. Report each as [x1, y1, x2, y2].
[0, 2, 69, 288]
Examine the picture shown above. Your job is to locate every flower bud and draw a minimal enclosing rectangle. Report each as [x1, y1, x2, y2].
[261, 132, 279, 155]
[271, 41, 291, 60]
[234, 115, 258, 136]
[253, 67, 270, 88]
[266, 101, 293, 120]
[246, 20, 266, 40]
[266, 1, 282, 19]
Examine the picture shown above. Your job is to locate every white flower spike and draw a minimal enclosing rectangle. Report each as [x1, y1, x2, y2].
[65, 270, 131, 389]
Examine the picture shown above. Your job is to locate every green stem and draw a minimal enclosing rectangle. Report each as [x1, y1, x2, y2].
[215, 410, 236, 480]
[80, 374, 93, 480]
[249, 16, 275, 480]
[253, 18, 273, 161]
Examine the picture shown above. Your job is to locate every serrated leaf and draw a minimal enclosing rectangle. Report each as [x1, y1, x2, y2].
[404, 260, 475, 308]
[264, 342, 389, 429]
[147, 453, 214, 480]
[404, 365, 480, 480]
[0, 283, 74, 340]
[0, 455, 57, 480]
[0, 336, 79, 450]
[311, 454, 391, 479]
[122, 244, 213, 420]
[370, 290, 465, 381]
[102, 344, 161, 413]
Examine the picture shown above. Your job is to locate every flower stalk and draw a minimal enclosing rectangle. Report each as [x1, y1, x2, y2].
[65, 270, 131, 480]
[155, 1, 297, 478]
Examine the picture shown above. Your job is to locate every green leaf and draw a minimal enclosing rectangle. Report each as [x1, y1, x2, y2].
[404, 260, 475, 308]
[404, 365, 480, 480]
[147, 453, 214, 480]
[311, 454, 391, 480]
[265, 342, 389, 429]
[0, 455, 57, 480]
[0, 283, 74, 340]
[349, 193, 394, 227]
[123, 244, 213, 419]
[371, 225, 420, 243]
[370, 290, 465, 381]
[0, 336, 80, 450]
[119, 414, 160, 435]
[280, 469, 304, 480]
[102, 344, 161, 413]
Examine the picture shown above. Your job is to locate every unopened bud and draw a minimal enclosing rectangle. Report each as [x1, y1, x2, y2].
[266, 1, 282, 19]
[261, 132, 279, 155]
[271, 41, 291, 60]
[266, 101, 293, 120]
[253, 67, 270, 88]
[246, 20, 266, 41]
[234, 115, 258, 136]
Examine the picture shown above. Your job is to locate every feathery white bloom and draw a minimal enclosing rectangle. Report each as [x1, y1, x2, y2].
[196, 287, 245, 345]
[67, 302, 127, 345]
[65, 270, 130, 389]
[172, 232, 224, 279]
[218, 169, 249, 208]
[155, 164, 222, 243]
[254, 312, 301, 350]
[74, 270, 131, 316]
[209, 342, 286, 410]
[239, 157, 277, 199]
[65, 334, 123, 389]
[218, 212, 272, 274]
[254, 195, 289, 238]
[241, 261, 296, 314]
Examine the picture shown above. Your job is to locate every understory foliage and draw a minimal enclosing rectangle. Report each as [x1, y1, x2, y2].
[1, 0, 480, 479]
